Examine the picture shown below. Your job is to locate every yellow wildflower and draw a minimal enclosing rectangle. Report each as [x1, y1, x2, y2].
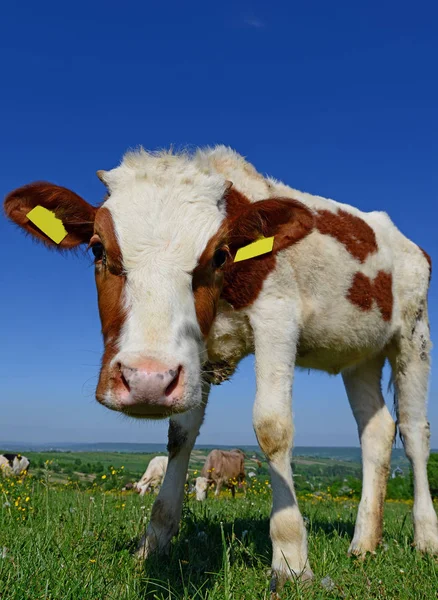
[101, 475, 107, 480]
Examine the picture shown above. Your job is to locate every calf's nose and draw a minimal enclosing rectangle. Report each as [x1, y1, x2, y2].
[119, 359, 183, 403]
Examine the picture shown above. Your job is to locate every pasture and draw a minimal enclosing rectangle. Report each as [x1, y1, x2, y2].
[0, 451, 436, 599]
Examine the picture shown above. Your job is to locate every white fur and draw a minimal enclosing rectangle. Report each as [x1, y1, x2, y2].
[134, 455, 168, 495]
[195, 476, 209, 501]
[0, 456, 12, 478]
[101, 150, 228, 412]
[343, 356, 396, 555]
[0, 455, 29, 477]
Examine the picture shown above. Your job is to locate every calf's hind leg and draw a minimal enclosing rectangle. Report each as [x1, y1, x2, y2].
[389, 320, 438, 554]
[342, 355, 396, 556]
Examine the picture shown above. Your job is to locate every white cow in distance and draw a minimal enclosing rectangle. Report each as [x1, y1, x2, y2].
[134, 456, 168, 496]
[0, 453, 30, 477]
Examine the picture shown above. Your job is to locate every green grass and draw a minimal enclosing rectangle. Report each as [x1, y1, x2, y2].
[0, 476, 436, 599]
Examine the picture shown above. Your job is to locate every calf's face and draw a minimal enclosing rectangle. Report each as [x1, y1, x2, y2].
[4, 152, 313, 419]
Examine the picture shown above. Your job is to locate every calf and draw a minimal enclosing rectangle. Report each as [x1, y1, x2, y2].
[195, 449, 246, 500]
[134, 456, 168, 495]
[0, 453, 30, 477]
[5, 146, 438, 589]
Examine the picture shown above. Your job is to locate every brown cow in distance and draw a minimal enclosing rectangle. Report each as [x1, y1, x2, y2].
[195, 449, 245, 500]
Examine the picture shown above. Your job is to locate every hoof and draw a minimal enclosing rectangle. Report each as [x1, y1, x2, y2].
[270, 567, 313, 596]
[348, 539, 378, 559]
[135, 536, 152, 560]
[414, 535, 438, 555]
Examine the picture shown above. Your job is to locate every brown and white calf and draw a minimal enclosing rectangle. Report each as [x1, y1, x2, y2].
[134, 455, 168, 495]
[4, 146, 437, 587]
[195, 448, 246, 500]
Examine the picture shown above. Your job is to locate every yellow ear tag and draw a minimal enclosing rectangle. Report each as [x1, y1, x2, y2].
[234, 236, 275, 263]
[26, 205, 68, 244]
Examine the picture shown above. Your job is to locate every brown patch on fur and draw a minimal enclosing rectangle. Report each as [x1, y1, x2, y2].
[193, 188, 314, 333]
[222, 195, 314, 309]
[192, 230, 226, 337]
[373, 271, 393, 321]
[93, 208, 127, 400]
[255, 418, 292, 459]
[4, 182, 96, 248]
[94, 270, 126, 400]
[167, 421, 187, 459]
[224, 187, 251, 214]
[347, 272, 373, 311]
[316, 209, 377, 263]
[94, 207, 124, 275]
[347, 271, 393, 321]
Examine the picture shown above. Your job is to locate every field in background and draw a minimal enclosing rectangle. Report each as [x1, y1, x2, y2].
[0, 446, 414, 500]
[0, 448, 436, 599]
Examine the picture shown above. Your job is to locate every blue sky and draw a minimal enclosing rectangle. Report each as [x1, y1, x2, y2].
[1, 0, 438, 447]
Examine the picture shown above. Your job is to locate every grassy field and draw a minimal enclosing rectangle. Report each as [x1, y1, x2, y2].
[0, 463, 437, 600]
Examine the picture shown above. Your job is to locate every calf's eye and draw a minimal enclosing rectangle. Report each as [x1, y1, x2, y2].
[91, 242, 105, 262]
[212, 248, 228, 269]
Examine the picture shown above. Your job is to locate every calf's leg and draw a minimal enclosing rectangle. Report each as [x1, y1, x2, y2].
[249, 292, 312, 589]
[389, 319, 438, 553]
[342, 355, 395, 556]
[136, 384, 209, 558]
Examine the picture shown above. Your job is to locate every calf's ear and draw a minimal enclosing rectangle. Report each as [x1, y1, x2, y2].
[228, 197, 314, 255]
[4, 182, 97, 249]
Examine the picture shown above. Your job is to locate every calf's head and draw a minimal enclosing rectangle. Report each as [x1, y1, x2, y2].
[195, 476, 209, 501]
[4, 150, 313, 419]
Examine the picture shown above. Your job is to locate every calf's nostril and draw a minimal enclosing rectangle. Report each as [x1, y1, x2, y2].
[121, 372, 130, 391]
[165, 366, 183, 397]
[118, 364, 131, 392]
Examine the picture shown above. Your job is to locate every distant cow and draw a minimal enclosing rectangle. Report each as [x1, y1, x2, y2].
[134, 456, 168, 496]
[0, 453, 30, 477]
[195, 449, 245, 501]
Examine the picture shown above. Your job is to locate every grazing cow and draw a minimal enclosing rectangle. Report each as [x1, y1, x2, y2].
[195, 449, 246, 500]
[134, 456, 168, 495]
[0, 453, 30, 477]
[122, 482, 135, 491]
[5, 146, 438, 589]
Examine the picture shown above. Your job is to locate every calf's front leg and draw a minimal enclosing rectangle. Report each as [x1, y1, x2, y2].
[136, 385, 208, 558]
[249, 293, 312, 590]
